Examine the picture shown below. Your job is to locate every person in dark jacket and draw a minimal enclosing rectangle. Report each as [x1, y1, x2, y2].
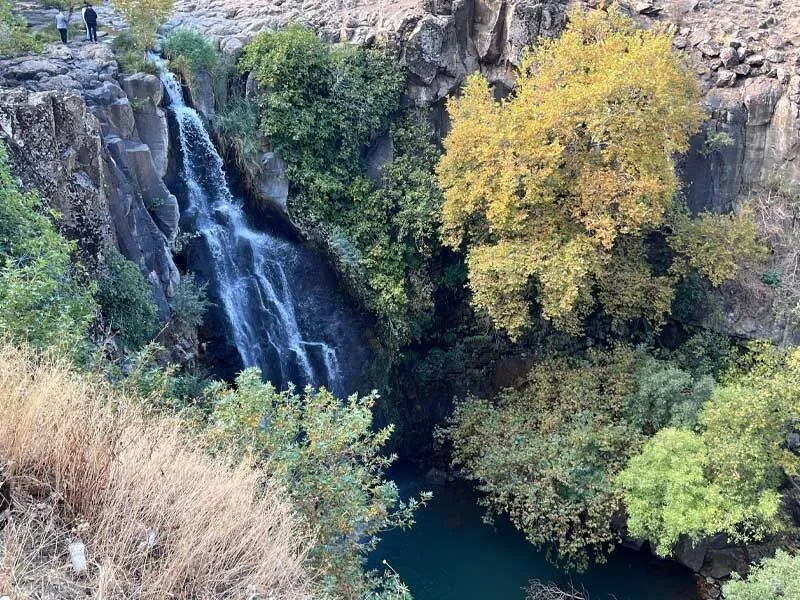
[82, 2, 98, 42]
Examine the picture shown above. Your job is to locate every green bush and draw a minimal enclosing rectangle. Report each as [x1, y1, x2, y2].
[97, 249, 160, 350]
[112, 30, 159, 74]
[625, 354, 714, 433]
[444, 348, 644, 568]
[0, 142, 97, 356]
[762, 269, 782, 287]
[168, 273, 211, 335]
[204, 370, 430, 598]
[164, 29, 219, 80]
[239, 25, 404, 202]
[216, 97, 262, 182]
[723, 550, 800, 600]
[617, 344, 800, 554]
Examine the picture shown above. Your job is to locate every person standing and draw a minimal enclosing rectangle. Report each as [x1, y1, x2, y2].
[55, 9, 69, 44]
[82, 2, 98, 42]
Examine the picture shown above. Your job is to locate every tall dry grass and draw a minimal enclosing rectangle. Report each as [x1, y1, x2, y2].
[0, 345, 315, 599]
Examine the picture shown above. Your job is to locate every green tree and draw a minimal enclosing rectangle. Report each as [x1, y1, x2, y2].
[616, 345, 800, 554]
[436, 6, 703, 336]
[625, 354, 714, 433]
[96, 249, 159, 350]
[204, 371, 430, 599]
[444, 348, 643, 567]
[723, 551, 800, 600]
[239, 26, 404, 202]
[111, 0, 173, 51]
[0, 142, 96, 356]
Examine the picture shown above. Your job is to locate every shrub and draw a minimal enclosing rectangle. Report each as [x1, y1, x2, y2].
[436, 6, 703, 336]
[0, 344, 313, 599]
[163, 29, 219, 82]
[216, 97, 262, 183]
[204, 371, 430, 598]
[111, 0, 173, 51]
[113, 32, 160, 73]
[669, 206, 766, 286]
[625, 354, 714, 433]
[444, 348, 643, 568]
[168, 273, 211, 334]
[0, 142, 96, 356]
[617, 345, 800, 554]
[239, 25, 404, 202]
[723, 550, 800, 600]
[700, 130, 736, 157]
[96, 249, 160, 350]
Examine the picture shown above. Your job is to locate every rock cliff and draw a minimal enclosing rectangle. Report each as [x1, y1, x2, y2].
[0, 42, 180, 317]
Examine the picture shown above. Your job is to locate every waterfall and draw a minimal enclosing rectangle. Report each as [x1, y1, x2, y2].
[157, 63, 348, 393]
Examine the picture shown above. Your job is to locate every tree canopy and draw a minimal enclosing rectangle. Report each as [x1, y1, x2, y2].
[437, 6, 704, 336]
[616, 345, 800, 554]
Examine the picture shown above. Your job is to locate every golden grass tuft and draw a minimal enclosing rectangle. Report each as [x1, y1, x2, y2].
[0, 345, 314, 599]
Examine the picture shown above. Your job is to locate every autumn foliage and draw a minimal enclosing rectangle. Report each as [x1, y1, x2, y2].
[437, 7, 704, 336]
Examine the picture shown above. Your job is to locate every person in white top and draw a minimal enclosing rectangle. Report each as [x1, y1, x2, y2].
[55, 9, 69, 44]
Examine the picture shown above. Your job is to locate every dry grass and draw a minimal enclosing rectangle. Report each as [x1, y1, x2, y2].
[0, 345, 315, 600]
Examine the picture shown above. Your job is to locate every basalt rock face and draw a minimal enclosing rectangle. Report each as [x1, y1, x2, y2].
[166, 0, 569, 106]
[0, 42, 180, 317]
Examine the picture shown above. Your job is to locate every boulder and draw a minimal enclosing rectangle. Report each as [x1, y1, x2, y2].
[256, 151, 289, 215]
[715, 69, 736, 87]
[188, 69, 216, 123]
[120, 73, 164, 106]
[124, 143, 180, 241]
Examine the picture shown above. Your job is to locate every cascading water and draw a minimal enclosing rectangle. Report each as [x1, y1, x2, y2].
[157, 62, 365, 395]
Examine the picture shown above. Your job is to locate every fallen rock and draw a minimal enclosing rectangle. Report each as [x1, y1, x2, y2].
[715, 69, 737, 87]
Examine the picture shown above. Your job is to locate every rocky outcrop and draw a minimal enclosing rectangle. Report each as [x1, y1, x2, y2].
[0, 42, 180, 316]
[166, 0, 568, 105]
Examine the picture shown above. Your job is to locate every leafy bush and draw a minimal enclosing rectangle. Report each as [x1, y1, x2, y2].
[617, 345, 800, 554]
[163, 29, 219, 83]
[723, 550, 800, 600]
[168, 273, 210, 335]
[0, 142, 96, 356]
[762, 269, 782, 287]
[625, 354, 714, 433]
[216, 97, 262, 183]
[239, 25, 404, 202]
[111, 0, 173, 51]
[113, 32, 160, 73]
[327, 118, 445, 346]
[444, 348, 643, 568]
[700, 130, 736, 157]
[96, 249, 159, 350]
[204, 371, 430, 598]
[669, 206, 766, 286]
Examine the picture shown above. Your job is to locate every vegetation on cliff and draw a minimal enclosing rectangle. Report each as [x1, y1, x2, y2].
[237, 27, 445, 348]
[436, 6, 760, 337]
[0, 143, 96, 357]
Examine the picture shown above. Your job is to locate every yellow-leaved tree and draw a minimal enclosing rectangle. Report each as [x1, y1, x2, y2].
[113, 0, 174, 51]
[437, 6, 705, 336]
